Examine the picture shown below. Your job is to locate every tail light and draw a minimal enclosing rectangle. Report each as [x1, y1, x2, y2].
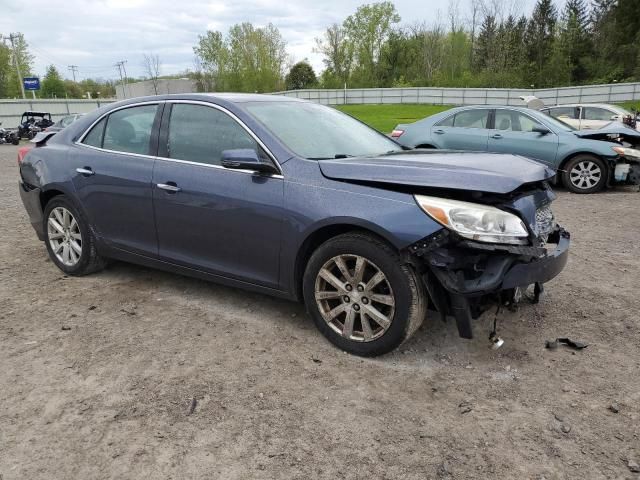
[390, 129, 404, 138]
[17, 146, 32, 165]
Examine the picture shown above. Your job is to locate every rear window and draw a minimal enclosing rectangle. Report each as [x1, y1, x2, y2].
[82, 117, 106, 148]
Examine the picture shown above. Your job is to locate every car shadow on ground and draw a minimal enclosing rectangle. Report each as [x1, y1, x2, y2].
[93, 259, 528, 365]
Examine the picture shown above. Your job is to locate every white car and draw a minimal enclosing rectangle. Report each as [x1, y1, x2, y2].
[541, 104, 639, 131]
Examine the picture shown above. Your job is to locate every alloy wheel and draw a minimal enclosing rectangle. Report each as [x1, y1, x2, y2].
[47, 207, 82, 267]
[569, 160, 602, 190]
[314, 254, 395, 342]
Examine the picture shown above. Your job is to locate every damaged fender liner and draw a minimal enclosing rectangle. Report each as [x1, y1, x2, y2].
[407, 228, 570, 339]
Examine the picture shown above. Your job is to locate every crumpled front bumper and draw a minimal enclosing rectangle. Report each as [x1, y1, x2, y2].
[408, 227, 570, 339]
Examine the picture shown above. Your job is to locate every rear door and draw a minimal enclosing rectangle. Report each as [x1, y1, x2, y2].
[71, 103, 161, 256]
[152, 101, 284, 288]
[430, 109, 491, 151]
[488, 109, 559, 166]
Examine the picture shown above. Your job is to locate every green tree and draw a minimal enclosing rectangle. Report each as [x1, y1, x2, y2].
[525, 0, 558, 86]
[285, 61, 317, 90]
[4, 34, 34, 98]
[0, 44, 12, 98]
[314, 24, 353, 88]
[41, 65, 66, 98]
[343, 1, 401, 86]
[194, 23, 287, 92]
[558, 0, 592, 83]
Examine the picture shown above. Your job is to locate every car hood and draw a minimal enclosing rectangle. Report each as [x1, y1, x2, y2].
[572, 123, 640, 139]
[318, 151, 556, 194]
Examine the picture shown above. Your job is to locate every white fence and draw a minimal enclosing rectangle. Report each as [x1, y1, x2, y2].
[274, 82, 640, 106]
[2, 82, 639, 128]
[0, 99, 115, 129]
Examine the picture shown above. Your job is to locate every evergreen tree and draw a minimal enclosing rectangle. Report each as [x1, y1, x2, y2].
[41, 65, 66, 98]
[525, 0, 558, 86]
[559, 0, 592, 83]
[285, 61, 317, 90]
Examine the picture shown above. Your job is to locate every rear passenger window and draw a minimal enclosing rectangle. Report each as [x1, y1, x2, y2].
[82, 117, 107, 148]
[549, 107, 577, 119]
[436, 114, 455, 127]
[102, 105, 158, 155]
[453, 110, 490, 128]
[167, 104, 258, 166]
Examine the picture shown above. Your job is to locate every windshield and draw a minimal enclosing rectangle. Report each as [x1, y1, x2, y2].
[243, 101, 403, 159]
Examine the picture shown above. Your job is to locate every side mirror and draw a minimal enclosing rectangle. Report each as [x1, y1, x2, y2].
[611, 115, 620, 121]
[532, 126, 551, 135]
[221, 149, 278, 174]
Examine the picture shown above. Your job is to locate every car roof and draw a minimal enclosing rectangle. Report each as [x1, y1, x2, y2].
[22, 111, 50, 116]
[113, 93, 306, 105]
[547, 103, 625, 110]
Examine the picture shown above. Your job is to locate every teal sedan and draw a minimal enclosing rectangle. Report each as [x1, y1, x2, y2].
[392, 105, 640, 194]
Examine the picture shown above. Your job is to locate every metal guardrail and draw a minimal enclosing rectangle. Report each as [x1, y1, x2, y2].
[1, 82, 638, 127]
[0, 99, 115, 128]
[273, 82, 640, 106]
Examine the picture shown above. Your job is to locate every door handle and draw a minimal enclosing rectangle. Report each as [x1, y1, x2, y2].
[434, 129, 445, 135]
[157, 182, 181, 193]
[76, 167, 94, 176]
[491, 133, 503, 139]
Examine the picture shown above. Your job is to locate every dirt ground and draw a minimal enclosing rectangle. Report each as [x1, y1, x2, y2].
[1, 144, 639, 480]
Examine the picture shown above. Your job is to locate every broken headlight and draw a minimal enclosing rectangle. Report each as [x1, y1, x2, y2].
[612, 146, 640, 159]
[414, 195, 529, 245]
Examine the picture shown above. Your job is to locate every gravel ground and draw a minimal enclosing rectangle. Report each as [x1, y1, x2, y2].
[1, 144, 639, 479]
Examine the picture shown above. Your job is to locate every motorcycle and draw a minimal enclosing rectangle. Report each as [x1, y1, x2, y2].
[0, 122, 20, 145]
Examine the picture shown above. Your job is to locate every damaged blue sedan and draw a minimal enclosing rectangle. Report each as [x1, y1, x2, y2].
[18, 94, 569, 356]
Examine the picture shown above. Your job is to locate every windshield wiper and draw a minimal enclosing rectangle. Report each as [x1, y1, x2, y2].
[308, 154, 355, 160]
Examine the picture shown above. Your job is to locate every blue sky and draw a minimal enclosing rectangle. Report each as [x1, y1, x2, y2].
[2, 0, 539, 81]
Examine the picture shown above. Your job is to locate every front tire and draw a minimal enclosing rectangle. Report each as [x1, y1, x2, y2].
[562, 155, 607, 194]
[303, 232, 427, 356]
[43, 195, 106, 276]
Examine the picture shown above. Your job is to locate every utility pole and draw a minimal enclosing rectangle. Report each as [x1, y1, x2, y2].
[114, 61, 126, 98]
[2, 33, 26, 99]
[120, 60, 130, 97]
[68, 65, 79, 82]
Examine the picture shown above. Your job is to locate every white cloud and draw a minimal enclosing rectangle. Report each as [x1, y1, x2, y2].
[1, 0, 536, 82]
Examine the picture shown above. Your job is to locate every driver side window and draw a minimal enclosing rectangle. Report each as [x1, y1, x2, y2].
[166, 104, 260, 166]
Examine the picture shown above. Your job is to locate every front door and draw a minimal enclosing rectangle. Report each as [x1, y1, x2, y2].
[71, 103, 161, 255]
[488, 109, 559, 166]
[152, 102, 284, 289]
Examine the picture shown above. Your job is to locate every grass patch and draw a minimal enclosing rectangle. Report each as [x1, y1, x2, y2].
[618, 100, 640, 112]
[336, 104, 452, 133]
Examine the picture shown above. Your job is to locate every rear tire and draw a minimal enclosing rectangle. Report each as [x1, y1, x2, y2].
[43, 195, 106, 276]
[562, 155, 607, 194]
[303, 232, 427, 356]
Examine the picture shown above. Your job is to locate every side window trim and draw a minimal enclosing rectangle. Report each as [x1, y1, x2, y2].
[76, 101, 162, 158]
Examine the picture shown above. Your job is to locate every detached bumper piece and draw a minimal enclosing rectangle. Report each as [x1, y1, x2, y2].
[409, 228, 570, 339]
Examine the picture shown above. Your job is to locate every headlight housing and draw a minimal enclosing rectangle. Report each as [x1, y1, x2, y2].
[612, 146, 640, 158]
[414, 195, 529, 245]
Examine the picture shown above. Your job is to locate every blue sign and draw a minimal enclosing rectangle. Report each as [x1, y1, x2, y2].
[23, 77, 40, 91]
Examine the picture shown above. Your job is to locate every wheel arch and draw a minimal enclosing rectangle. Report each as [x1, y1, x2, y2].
[558, 151, 609, 186]
[415, 143, 436, 149]
[293, 222, 397, 301]
[40, 188, 66, 210]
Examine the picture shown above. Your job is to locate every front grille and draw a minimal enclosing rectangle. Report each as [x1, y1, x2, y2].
[535, 204, 555, 245]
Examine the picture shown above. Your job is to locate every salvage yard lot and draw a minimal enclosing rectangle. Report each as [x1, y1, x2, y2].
[1, 144, 639, 479]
